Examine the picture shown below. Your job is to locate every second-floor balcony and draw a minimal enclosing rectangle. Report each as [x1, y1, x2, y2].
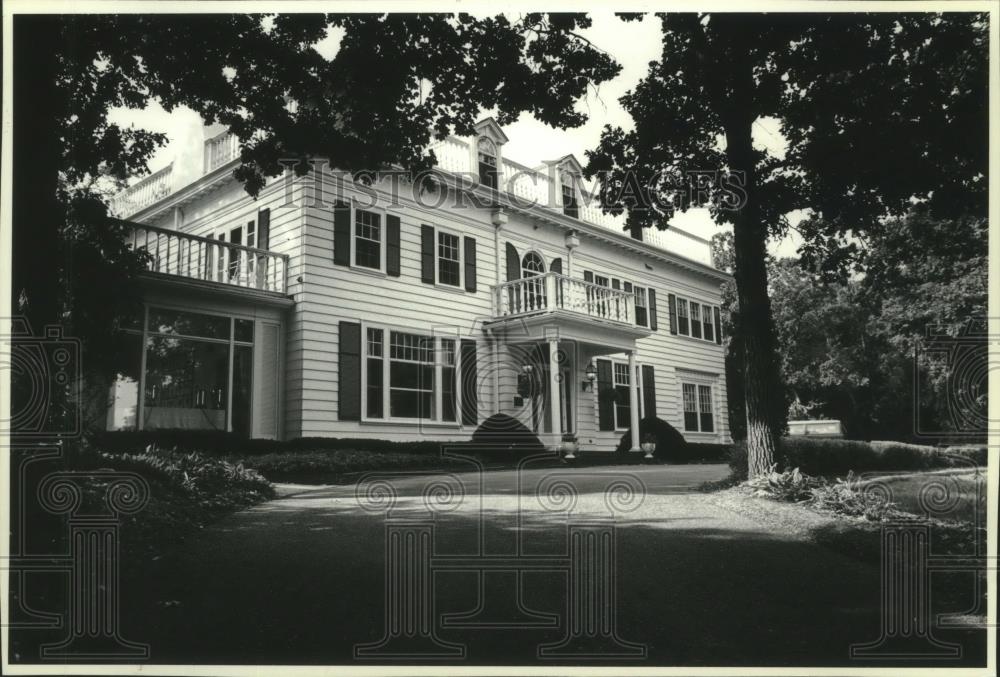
[126, 222, 289, 295]
[491, 273, 641, 328]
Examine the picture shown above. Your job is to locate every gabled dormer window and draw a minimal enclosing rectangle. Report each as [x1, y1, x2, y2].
[477, 137, 498, 190]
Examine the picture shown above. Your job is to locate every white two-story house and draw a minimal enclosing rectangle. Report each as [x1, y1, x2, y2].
[105, 118, 731, 452]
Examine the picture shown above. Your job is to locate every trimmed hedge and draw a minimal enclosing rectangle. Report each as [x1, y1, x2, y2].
[729, 437, 986, 477]
[614, 417, 687, 460]
[90, 430, 457, 457]
[470, 414, 547, 454]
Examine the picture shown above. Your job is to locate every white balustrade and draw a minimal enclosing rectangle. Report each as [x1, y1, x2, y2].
[126, 222, 289, 293]
[492, 273, 634, 325]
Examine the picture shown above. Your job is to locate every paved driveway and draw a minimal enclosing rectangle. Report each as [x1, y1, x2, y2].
[115, 463, 984, 667]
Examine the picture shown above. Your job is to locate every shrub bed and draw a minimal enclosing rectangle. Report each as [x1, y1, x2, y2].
[53, 447, 275, 559]
[239, 449, 467, 481]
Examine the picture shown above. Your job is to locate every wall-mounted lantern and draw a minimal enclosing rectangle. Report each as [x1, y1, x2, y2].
[582, 361, 598, 392]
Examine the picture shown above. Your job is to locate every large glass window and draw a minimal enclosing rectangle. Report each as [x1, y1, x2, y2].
[108, 308, 256, 435]
[354, 209, 382, 270]
[363, 327, 461, 423]
[389, 332, 435, 419]
[682, 382, 714, 433]
[144, 336, 230, 431]
[105, 332, 143, 431]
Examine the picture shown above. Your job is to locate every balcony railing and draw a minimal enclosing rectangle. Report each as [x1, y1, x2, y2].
[492, 273, 635, 325]
[204, 131, 240, 172]
[109, 163, 173, 217]
[127, 222, 289, 294]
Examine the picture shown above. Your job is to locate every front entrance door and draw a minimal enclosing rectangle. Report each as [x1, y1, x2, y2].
[532, 366, 573, 435]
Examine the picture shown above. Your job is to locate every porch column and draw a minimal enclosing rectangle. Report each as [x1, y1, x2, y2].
[548, 338, 562, 448]
[628, 350, 640, 451]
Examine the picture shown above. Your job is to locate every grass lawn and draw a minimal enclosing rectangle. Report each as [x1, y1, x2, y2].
[856, 468, 986, 524]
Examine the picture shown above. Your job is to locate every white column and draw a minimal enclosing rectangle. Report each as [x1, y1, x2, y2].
[549, 338, 562, 448]
[628, 350, 640, 451]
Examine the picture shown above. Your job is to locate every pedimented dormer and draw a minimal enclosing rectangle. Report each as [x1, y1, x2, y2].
[471, 117, 509, 190]
[545, 154, 584, 219]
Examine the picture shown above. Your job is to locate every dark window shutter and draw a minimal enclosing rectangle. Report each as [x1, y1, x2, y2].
[460, 339, 478, 425]
[641, 365, 656, 418]
[257, 208, 270, 249]
[505, 242, 520, 282]
[386, 215, 401, 277]
[667, 293, 677, 335]
[583, 270, 594, 283]
[550, 258, 562, 275]
[714, 307, 723, 344]
[597, 359, 614, 431]
[420, 225, 435, 284]
[255, 208, 271, 287]
[648, 288, 658, 331]
[333, 201, 351, 266]
[464, 237, 477, 292]
[338, 321, 361, 421]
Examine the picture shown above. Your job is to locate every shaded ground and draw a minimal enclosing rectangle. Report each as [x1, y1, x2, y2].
[12, 461, 986, 667]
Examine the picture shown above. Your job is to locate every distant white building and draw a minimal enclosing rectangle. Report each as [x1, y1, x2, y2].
[105, 118, 731, 452]
[787, 420, 846, 438]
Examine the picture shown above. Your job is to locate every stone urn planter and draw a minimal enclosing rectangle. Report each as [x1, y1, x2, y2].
[640, 434, 657, 460]
[561, 434, 578, 460]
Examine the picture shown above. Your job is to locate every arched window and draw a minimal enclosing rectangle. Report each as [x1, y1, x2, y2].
[520, 252, 546, 311]
[521, 251, 545, 277]
[477, 137, 498, 189]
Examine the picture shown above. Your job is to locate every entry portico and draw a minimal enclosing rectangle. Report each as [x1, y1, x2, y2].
[487, 271, 652, 450]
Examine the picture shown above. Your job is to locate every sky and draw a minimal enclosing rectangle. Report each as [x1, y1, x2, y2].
[108, 13, 803, 258]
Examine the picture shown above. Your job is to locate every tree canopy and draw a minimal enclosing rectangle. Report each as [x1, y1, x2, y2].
[587, 12, 987, 474]
[13, 12, 618, 364]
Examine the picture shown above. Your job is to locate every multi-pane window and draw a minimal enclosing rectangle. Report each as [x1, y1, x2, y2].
[675, 295, 720, 343]
[698, 385, 715, 432]
[364, 328, 463, 423]
[561, 172, 579, 218]
[354, 209, 382, 269]
[477, 137, 498, 189]
[677, 299, 689, 335]
[613, 363, 642, 430]
[389, 332, 435, 419]
[690, 303, 702, 339]
[438, 232, 461, 287]
[682, 382, 714, 432]
[366, 328, 384, 419]
[634, 287, 648, 328]
[702, 304, 714, 342]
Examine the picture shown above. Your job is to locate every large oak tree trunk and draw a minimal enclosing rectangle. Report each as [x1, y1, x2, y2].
[12, 16, 63, 335]
[722, 54, 782, 478]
